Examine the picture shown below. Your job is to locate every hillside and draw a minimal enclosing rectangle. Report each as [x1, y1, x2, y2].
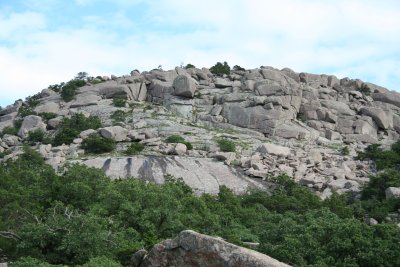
[1, 64, 400, 266]
[1, 64, 399, 196]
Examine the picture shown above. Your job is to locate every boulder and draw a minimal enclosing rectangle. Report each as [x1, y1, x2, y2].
[385, 187, 400, 200]
[99, 126, 128, 142]
[2, 134, 20, 146]
[360, 107, 393, 129]
[34, 102, 60, 114]
[257, 143, 290, 157]
[172, 75, 197, 98]
[69, 94, 102, 108]
[372, 92, 400, 108]
[18, 115, 47, 138]
[173, 143, 187, 155]
[138, 230, 290, 267]
[214, 77, 233, 88]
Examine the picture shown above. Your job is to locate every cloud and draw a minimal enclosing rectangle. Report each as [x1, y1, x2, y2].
[1, 0, 400, 107]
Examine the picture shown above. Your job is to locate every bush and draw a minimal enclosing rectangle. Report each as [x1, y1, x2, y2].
[60, 79, 86, 102]
[0, 126, 19, 137]
[357, 83, 371, 96]
[125, 142, 144, 155]
[217, 138, 236, 152]
[18, 105, 37, 117]
[81, 134, 116, 154]
[340, 145, 350, 155]
[184, 63, 195, 69]
[39, 112, 57, 121]
[165, 135, 193, 150]
[209, 61, 230, 76]
[27, 129, 45, 143]
[53, 114, 102, 146]
[113, 97, 126, 107]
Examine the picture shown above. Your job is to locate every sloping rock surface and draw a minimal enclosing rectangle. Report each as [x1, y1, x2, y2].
[82, 156, 267, 195]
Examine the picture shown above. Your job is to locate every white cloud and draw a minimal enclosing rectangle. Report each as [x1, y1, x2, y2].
[1, 0, 400, 107]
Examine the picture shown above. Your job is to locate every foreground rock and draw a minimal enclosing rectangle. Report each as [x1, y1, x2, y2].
[132, 230, 290, 267]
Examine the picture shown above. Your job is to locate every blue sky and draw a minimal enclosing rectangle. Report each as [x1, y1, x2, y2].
[1, 0, 400, 107]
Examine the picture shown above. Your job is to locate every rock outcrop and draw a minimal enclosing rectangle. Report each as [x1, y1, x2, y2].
[132, 230, 290, 267]
[1, 65, 399, 197]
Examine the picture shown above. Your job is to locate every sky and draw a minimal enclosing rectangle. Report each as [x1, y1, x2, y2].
[1, 0, 400, 107]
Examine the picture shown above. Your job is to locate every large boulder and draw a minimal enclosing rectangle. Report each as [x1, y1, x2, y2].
[172, 75, 197, 98]
[257, 143, 290, 157]
[360, 107, 393, 129]
[136, 230, 290, 267]
[99, 126, 128, 142]
[34, 102, 60, 114]
[18, 115, 47, 138]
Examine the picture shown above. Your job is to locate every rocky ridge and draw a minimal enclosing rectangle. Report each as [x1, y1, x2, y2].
[1, 65, 399, 198]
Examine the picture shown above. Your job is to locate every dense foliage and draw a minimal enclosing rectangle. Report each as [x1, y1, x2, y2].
[125, 142, 144, 155]
[112, 98, 126, 108]
[216, 138, 236, 152]
[209, 61, 230, 76]
[81, 134, 116, 154]
[1, 146, 400, 266]
[60, 79, 86, 102]
[52, 114, 102, 146]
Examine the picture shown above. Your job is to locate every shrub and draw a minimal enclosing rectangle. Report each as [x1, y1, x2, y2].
[210, 61, 230, 76]
[53, 114, 102, 146]
[39, 112, 57, 121]
[60, 79, 86, 102]
[184, 63, 195, 69]
[217, 138, 236, 152]
[27, 129, 45, 143]
[165, 135, 193, 150]
[341, 146, 350, 155]
[0, 126, 19, 137]
[18, 105, 37, 117]
[357, 83, 371, 96]
[125, 142, 145, 155]
[113, 97, 126, 107]
[81, 134, 116, 154]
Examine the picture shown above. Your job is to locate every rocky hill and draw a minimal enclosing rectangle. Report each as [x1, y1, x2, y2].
[1, 65, 399, 198]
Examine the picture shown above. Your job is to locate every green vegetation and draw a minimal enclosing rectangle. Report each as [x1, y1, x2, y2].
[27, 129, 45, 143]
[165, 134, 193, 150]
[125, 142, 145, 155]
[1, 147, 400, 266]
[18, 105, 37, 117]
[81, 134, 116, 154]
[0, 126, 19, 137]
[210, 61, 230, 76]
[39, 112, 57, 122]
[357, 83, 371, 96]
[110, 110, 130, 124]
[113, 97, 126, 107]
[60, 79, 86, 102]
[52, 114, 102, 146]
[216, 138, 236, 152]
[341, 145, 350, 155]
[184, 63, 195, 69]
[233, 65, 245, 71]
